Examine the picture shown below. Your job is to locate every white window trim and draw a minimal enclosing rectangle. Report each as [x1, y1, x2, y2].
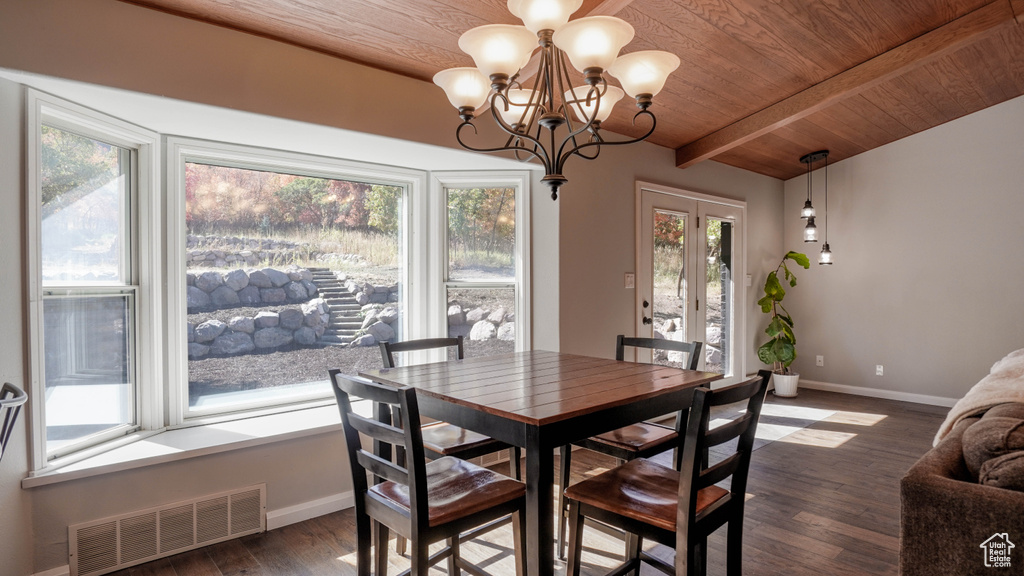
[429, 171, 532, 355]
[165, 136, 429, 425]
[26, 89, 162, 474]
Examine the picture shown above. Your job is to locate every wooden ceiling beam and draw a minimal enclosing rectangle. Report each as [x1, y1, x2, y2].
[674, 0, 1019, 170]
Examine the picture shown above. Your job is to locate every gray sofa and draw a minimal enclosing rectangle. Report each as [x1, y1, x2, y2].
[900, 414, 1024, 575]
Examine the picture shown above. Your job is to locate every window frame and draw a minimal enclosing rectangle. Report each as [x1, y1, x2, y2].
[26, 90, 162, 473]
[165, 137, 430, 426]
[429, 171, 532, 356]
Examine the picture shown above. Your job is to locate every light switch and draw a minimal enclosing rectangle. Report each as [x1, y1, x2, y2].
[624, 273, 635, 289]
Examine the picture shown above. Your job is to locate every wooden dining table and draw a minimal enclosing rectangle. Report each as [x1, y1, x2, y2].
[359, 349, 722, 576]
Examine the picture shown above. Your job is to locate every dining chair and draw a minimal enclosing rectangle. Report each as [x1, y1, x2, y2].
[563, 370, 771, 576]
[0, 382, 28, 465]
[330, 370, 527, 576]
[381, 337, 522, 557]
[557, 335, 703, 558]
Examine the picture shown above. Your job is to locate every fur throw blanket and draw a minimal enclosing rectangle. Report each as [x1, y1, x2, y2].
[934, 348, 1024, 446]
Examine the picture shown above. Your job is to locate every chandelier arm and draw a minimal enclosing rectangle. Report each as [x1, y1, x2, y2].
[485, 92, 554, 169]
[455, 119, 548, 167]
[556, 109, 656, 174]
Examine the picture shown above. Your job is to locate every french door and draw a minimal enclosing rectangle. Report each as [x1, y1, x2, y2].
[635, 183, 746, 385]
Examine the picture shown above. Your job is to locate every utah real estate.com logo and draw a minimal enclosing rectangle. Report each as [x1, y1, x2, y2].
[980, 533, 1015, 568]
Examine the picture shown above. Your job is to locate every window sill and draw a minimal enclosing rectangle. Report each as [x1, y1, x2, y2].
[22, 404, 347, 489]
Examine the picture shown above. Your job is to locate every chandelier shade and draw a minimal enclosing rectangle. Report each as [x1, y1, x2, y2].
[432, 67, 491, 110]
[507, 0, 584, 34]
[434, 2, 677, 199]
[458, 25, 538, 80]
[564, 85, 624, 123]
[552, 16, 635, 73]
[607, 50, 680, 98]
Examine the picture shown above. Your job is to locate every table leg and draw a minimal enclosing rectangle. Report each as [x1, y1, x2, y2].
[525, 427, 554, 576]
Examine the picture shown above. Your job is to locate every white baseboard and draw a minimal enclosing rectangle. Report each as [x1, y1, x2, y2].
[266, 490, 354, 531]
[797, 379, 957, 407]
[33, 566, 69, 576]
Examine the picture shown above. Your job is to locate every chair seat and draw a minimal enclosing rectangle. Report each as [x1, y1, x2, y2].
[421, 421, 502, 456]
[564, 458, 727, 533]
[370, 456, 525, 527]
[584, 421, 678, 453]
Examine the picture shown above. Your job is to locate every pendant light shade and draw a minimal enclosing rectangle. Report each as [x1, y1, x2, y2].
[819, 242, 833, 265]
[607, 50, 680, 98]
[800, 199, 815, 219]
[552, 16, 634, 73]
[458, 24, 538, 80]
[496, 88, 540, 127]
[803, 216, 818, 243]
[507, 0, 583, 33]
[564, 85, 624, 123]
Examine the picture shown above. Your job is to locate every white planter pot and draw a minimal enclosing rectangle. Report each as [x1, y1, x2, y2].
[772, 372, 800, 397]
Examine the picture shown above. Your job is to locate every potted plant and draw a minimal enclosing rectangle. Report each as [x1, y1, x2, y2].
[757, 251, 810, 397]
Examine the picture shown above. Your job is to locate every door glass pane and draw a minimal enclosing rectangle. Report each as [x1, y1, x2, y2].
[705, 218, 733, 375]
[185, 163, 404, 413]
[446, 287, 516, 359]
[40, 126, 128, 284]
[447, 187, 515, 282]
[651, 210, 689, 367]
[43, 294, 135, 455]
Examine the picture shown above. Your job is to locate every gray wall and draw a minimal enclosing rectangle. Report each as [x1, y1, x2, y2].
[783, 94, 1024, 401]
[558, 142, 785, 365]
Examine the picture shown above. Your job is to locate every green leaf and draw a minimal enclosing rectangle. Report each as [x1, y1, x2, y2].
[757, 294, 774, 313]
[765, 317, 786, 338]
[757, 342, 775, 364]
[763, 272, 785, 300]
[772, 339, 795, 365]
[786, 251, 810, 269]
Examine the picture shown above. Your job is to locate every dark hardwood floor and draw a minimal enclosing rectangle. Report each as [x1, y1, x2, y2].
[109, 389, 946, 576]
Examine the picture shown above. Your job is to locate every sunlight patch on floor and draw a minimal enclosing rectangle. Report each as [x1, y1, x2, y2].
[776, 428, 857, 448]
[822, 410, 887, 425]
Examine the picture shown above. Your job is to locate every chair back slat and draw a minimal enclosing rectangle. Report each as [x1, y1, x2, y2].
[356, 449, 410, 486]
[380, 336, 465, 368]
[703, 412, 753, 448]
[347, 412, 407, 447]
[697, 452, 740, 489]
[616, 335, 702, 370]
[330, 369, 430, 529]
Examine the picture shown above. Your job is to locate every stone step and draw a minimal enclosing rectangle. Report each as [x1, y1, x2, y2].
[330, 322, 363, 330]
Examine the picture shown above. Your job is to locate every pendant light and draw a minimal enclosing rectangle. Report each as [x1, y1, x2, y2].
[818, 150, 833, 265]
[800, 150, 829, 243]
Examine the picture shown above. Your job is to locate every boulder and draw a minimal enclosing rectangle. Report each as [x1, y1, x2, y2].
[370, 292, 388, 304]
[261, 287, 287, 303]
[470, 320, 497, 340]
[195, 271, 224, 293]
[302, 304, 323, 327]
[228, 316, 255, 334]
[497, 322, 516, 341]
[223, 268, 249, 291]
[279, 308, 304, 330]
[448, 305, 465, 326]
[361, 309, 379, 329]
[294, 326, 317, 346]
[193, 319, 227, 343]
[355, 292, 370, 305]
[351, 333, 376, 347]
[505, 311, 515, 322]
[378, 307, 399, 324]
[254, 311, 280, 328]
[248, 269, 273, 288]
[210, 332, 255, 355]
[285, 281, 308, 300]
[186, 272, 196, 286]
[367, 321, 396, 343]
[188, 342, 210, 359]
[187, 286, 211, 309]
[187, 322, 195, 343]
[210, 285, 240, 307]
[263, 267, 291, 287]
[254, 327, 293, 348]
[706, 326, 722, 346]
[487, 307, 506, 324]
[448, 324, 471, 339]
[237, 286, 262, 305]
[466, 308, 489, 323]
[301, 279, 318, 297]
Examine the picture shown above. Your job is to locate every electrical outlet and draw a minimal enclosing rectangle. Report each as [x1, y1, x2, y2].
[624, 273, 635, 289]
[876, 364, 884, 376]
[816, 355, 824, 367]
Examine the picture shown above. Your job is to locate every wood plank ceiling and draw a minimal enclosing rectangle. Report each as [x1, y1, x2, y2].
[120, 0, 1024, 180]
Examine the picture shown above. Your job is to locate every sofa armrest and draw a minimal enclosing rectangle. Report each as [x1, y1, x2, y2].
[900, 420, 1024, 575]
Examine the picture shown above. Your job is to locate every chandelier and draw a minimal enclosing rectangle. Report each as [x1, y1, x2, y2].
[433, 0, 679, 200]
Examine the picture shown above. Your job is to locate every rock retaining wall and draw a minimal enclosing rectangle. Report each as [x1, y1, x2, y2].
[187, 265, 318, 312]
[188, 298, 330, 359]
[447, 304, 515, 343]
